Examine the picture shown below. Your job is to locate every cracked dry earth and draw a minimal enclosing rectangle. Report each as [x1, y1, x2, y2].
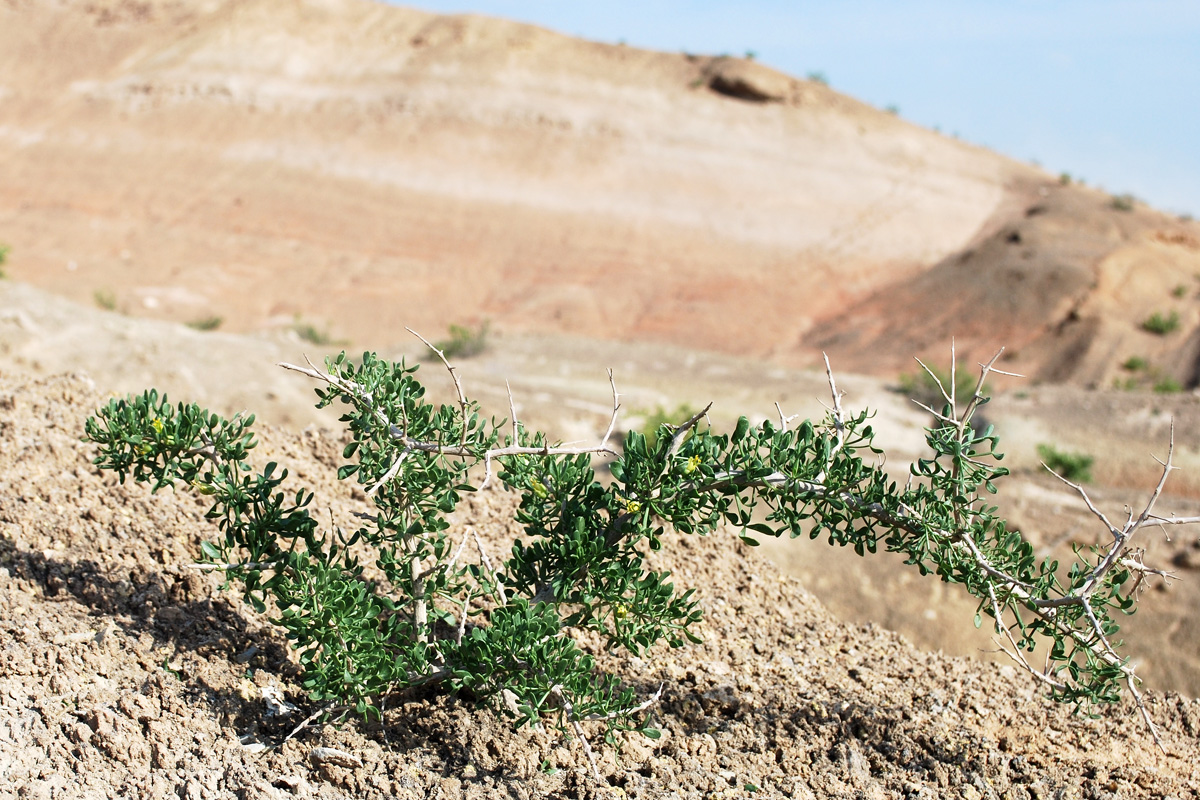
[2, 372, 1200, 799]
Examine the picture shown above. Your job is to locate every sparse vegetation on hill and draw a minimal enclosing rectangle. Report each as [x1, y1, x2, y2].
[292, 319, 346, 347]
[1154, 376, 1184, 394]
[428, 321, 490, 360]
[1112, 193, 1137, 212]
[1037, 443, 1094, 484]
[93, 289, 118, 312]
[186, 315, 223, 331]
[1123, 355, 1149, 372]
[1142, 310, 1181, 336]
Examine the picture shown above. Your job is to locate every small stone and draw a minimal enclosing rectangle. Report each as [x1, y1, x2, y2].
[310, 746, 363, 769]
[67, 721, 93, 745]
[272, 775, 305, 793]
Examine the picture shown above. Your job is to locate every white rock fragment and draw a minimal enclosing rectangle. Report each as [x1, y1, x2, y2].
[310, 746, 363, 769]
[261, 685, 297, 718]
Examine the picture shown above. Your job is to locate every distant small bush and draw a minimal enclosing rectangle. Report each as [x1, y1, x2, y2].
[806, 70, 828, 86]
[0, 242, 9, 278]
[430, 322, 490, 360]
[186, 316, 223, 332]
[1141, 311, 1180, 336]
[1037, 443, 1094, 483]
[1154, 376, 1183, 394]
[1113, 377, 1139, 391]
[884, 104, 899, 116]
[94, 289, 118, 312]
[1111, 194, 1136, 212]
[1172, 284, 1188, 299]
[1059, 172, 1072, 186]
[744, 50, 756, 60]
[897, 361, 985, 413]
[292, 320, 346, 347]
[1122, 355, 1148, 372]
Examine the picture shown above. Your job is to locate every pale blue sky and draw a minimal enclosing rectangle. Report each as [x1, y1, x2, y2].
[397, 1, 1200, 217]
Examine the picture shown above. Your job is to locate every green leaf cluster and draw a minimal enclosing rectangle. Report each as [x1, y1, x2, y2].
[429, 322, 490, 359]
[1037, 443, 1094, 484]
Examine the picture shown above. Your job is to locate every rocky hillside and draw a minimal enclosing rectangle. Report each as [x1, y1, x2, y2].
[3, 0, 1197, 387]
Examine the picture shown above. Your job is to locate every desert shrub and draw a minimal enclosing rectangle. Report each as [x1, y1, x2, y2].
[1172, 284, 1188, 299]
[1113, 376, 1139, 391]
[0, 242, 8, 278]
[186, 315, 223, 332]
[292, 320, 346, 347]
[1122, 355, 1148, 372]
[806, 70, 828, 85]
[1059, 172, 1072, 186]
[429, 322, 490, 360]
[94, 289, 118, 311]
[1111, 194, 1136, 212]
[84, 350, 1178, 775]
[1154, 376, 1183, 394]
[1141, 311, 1180, 336]
[1037, 443, 1094, 484]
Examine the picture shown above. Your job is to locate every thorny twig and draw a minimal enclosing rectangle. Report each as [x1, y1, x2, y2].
[277, 359, 620, 493]
[407, 327, 470, 449]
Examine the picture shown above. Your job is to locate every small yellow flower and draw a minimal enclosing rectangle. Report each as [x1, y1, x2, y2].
[529, 479, 549, 499]
[614, 603, 629, 619]
[150, 418, 164, 434]
[683, 455, 701, 474]
[624, 499, 641, 515]
[192, 480, 217, 496]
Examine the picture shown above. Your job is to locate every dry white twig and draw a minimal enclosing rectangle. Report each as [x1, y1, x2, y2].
[366, 450, 410, 497]
[471, 528, 507, 606]
[406, 327, 470, 448]
[277, 358, 620, 496]
[666, 402, 713, 459]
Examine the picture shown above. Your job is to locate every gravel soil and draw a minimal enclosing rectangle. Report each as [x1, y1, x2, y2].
[2, 372, 1199, 799]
